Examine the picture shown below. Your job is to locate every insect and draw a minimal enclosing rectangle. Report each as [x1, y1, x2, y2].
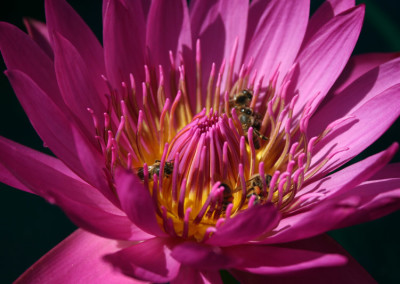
[220, 183, 234, 211]
[244, 174, 272, 205]
[237, 107, 268, 149]
[136, 160, 174, 180]
[230, 89, 253, 109]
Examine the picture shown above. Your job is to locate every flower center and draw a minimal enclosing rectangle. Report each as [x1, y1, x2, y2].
[87, 40, 343, 241]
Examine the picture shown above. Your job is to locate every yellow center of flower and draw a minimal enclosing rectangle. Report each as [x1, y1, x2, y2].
[89, 42, 336, 241]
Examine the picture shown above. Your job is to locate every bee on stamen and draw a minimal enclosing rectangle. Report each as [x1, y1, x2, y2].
[136, 160, 174, 180]
[229, 89, 253, 109]
[237, 107, 268, 149]
[244, 174, 272, 205]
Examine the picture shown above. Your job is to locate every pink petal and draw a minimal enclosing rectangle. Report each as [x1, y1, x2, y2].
[330, 52, 400, 96]
[15, 229, 144, 284]
[23, 18, 53, 59]
[245, 0, 309, 85]
[206, 203, 280, 246]
[295, 143, 398, 211]
[103, 0, 146, 95]
[53, 32, 106, 139]
[190, 0, 249, 78]
[172, 266, 223, 284]
[104, 238, 181, 283]
[114, 169, 167, 237]
[0, 22, 64, 107]
[230, 234, 375, 283]
[147, 0, 192, 72]
[45, 0, 106, 89]
[171, 242, 241, 270]
[5, 70, 110, 198]
[263, 169, 400, 244]
[301, 0, 355, 50]
[0, 136, 150, 241]
[370, 163, 400, 180]
[310, 84, 400, 176]
[310, 57, 400, 137]
[293, 5, 364, 117]
[225, 235, 346, 275]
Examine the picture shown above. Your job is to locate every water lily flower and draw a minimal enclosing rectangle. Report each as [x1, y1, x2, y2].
[1, 0, 400, 283]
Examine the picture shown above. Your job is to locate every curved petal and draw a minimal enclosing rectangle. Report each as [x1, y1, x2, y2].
[206, 203, 280, 247]
[310, 84, 400, 176]
[15, 229, 143, 284]
[23, 18, 53, 59]
[263, 175, 400, 244]
[147, 0, 192, 70]
[370, 163, 400, 180]
[190, 0, 248, 80]
[0, 136, 149, 241]
[114, 169, 167, 237]
[330, 52, 400, 96]
[104, 238, 181, 283]
[310, 56, 400, 136]
[45, 0, 106, 89]
[293, 143, 398, 212]
[103, 0, 146, 95]
[225, 235, 346, 275]
[301, 0, 355, 50]
[53, 32, 106, 139]
[245, 0, 309, 85]
[172, 266, 223, 284]
[230, 235, 375, 283]
[5, 70, 111, 201]
[0, 22, 63, 107]
[171, 242, 241, 270]
[293, 5, 364, 117]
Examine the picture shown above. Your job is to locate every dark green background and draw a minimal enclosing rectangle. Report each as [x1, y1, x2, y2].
[0, 1, 399, 283]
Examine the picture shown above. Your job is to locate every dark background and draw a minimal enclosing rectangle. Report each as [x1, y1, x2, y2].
[0, 1, 399, 283]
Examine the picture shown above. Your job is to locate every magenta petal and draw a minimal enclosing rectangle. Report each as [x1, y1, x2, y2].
[147, 0, 192, 71]
[103, 0, 146, 93]
[53, 32, 106, 139]
[370, 163, 400, 180]
[171, 242, 241, 270]
[104, 238, 180, 283]
[264, 167, 400, 244]
[0, 136, 149, 241]
[301, 0, 355, 50]
[15, 229, 143, 284]
[245, 0, 309, 84]
[45, 0, 105, 83]
[230, 235, 375, 283]
[114, 169, 167, 237]
[310, 84, 400, 176]
[172, 266, 223, 284]
[225, 235, 346, 275]
[23, 18, 53, 59]
[5, 70, 113, 201]
[293, 5, 364, 116]
[295, 143, 398, 211]
[331, 52, 400, 96]
[206, 203, 280, 246]
[0, 22, 63, 107]
[190, 0, 249, 78]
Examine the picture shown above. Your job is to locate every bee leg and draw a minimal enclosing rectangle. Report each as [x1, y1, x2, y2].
[253, 129, 268, 141]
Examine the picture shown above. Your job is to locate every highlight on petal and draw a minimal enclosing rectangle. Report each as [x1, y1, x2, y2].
[230, 234, 376, 283]
[23, 18, 53, 59]
[15, 229, 143, 284]
[104, 238, 180, 283]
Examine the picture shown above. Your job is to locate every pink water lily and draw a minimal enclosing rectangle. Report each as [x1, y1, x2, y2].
[1, 0, 400, 283]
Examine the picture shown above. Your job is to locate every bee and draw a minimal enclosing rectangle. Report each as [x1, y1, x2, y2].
[245, 174, 272, 205]
[220, 183, 234, 210]
[136, 160, 174, 180]
[237, 107, 268, 149]
[229, 89, 253, 109]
